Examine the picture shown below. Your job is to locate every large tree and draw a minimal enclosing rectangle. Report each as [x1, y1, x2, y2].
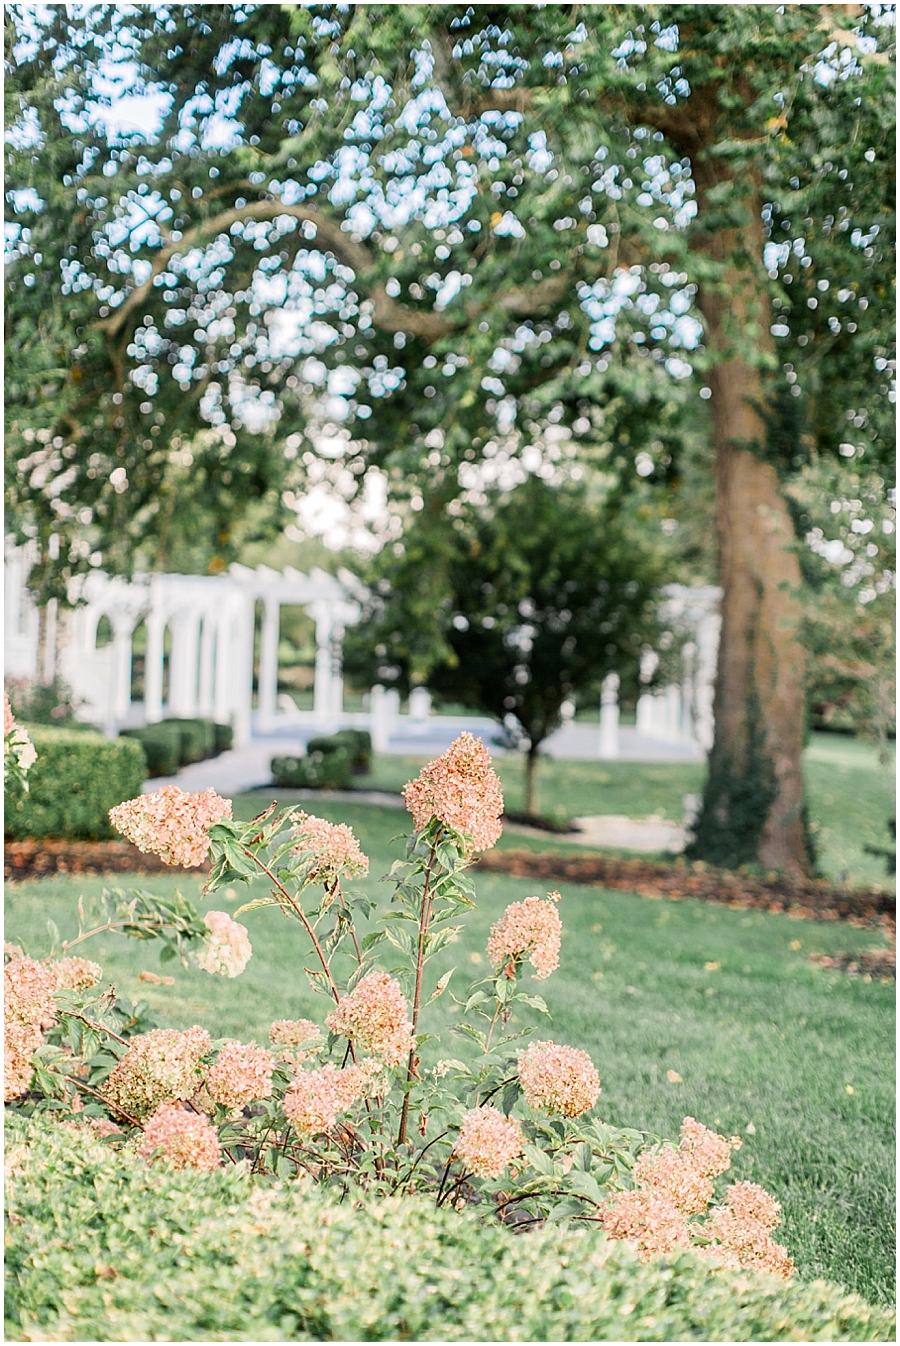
[5, 5, 894, 872]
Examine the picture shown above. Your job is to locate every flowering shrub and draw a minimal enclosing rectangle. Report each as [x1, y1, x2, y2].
[4, 692, 37, 792]
[4, 734, 793, 1278]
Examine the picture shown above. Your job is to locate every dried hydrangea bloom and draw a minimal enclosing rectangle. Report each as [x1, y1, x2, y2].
[703, 1182, 793, 1279]
[104, 1025, 211, 1120]
[403, 733, 503, 855]
[4, 953, 58, 1101]
[109, 785, 232, 869]
[52, 957, 103, 992]
[282, 1063, 367, 1136]
[195, 910, 252, 978]
[4, 693, 37, 778]
[487, 892, 562, 979]
[455, 1105, 524, 1179]
[139, 1103, 221, 1172]
[678, 1116, 736, 1179]
[601, 1188, 692, 1262]
[204, 1041, 275, 1110]
[289, 812, 369, 884]
[269, 1018, 322, 1063]
[325, 970, 413, 1066]
[632, 1146, 714, 1216]
[517, 1040, 600, 1118]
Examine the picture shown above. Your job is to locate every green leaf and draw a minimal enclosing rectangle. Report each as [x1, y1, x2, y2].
[234, 895, 283, 917]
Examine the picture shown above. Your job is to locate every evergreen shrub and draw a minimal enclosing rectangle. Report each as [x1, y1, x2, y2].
[271, 744, 353, 789]
[5, 1114, 893, 1345]
[4, 728, 146, 841]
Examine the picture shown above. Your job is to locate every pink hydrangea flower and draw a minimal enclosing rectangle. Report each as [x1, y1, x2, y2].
[204, 1041, 275, 1110]
[195, 910, 252, 978]
[4, 953, 58, 1102]
[325, 970, 413, 1066]
[517, 1040, 600, 1118]
[289, 812, 369, 884]
[403, 733, 503, 854]
[703, 1181, 793, 1279]
[601, 1188, 692, 1261]
[52, 957, 103, 992]
[269, 1018, 322, 1063]
[679, 1116, 737, 1179]
[631, 1146, 714, 1216]
[487, 892, 562, 979]
[109, 785, 232, 868]
[282, 1063, 367, 1136]
[139, 1103, 221, 1171]
[103, 1026, 211, 1120]
[454, 1105, 524, 1179]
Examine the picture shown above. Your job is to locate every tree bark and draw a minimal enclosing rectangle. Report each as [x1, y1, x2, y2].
[688, 157, 811, 875]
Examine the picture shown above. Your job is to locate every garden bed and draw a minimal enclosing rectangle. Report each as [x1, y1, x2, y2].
[476, 849, 895, 931]
[3, 839, 196, 882]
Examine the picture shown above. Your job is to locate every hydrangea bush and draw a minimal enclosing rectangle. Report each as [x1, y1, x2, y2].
[4, 732, 793, 1278]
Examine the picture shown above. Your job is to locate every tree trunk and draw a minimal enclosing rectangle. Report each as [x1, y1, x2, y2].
[524, 747, 539, 818]
[688, 161, 811, 876]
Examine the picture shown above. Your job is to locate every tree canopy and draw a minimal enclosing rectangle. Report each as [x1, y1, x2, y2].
[5, 4, 895, 869]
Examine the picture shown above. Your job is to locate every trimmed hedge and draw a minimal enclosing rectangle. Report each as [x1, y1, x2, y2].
[4, 728, 146, 841]
[271, 745, 353, 790]
[306, 728, 372, 773]
[5, 1114, 894, 1343]
[120, 719, 233, 777]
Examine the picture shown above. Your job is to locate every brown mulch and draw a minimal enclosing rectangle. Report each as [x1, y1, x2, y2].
[476, 849, 895, 933]
[4, 839, 210, 882]
[807, 949, 896, 980]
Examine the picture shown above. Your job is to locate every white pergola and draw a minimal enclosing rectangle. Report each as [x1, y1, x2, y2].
[44, 561, 362, 746]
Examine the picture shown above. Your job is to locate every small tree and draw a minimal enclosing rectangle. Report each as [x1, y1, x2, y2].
[348, 478, 662, 816]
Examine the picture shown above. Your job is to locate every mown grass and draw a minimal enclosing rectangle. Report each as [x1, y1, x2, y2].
[361, 732, 895, 890]
[6, 796, 894, 1306]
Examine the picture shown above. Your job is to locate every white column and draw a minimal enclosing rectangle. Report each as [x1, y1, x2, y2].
[197, 615, 216, 717]
[663, 684, 681, 740]
[313, 615, 333, 725]
[258, 598, 280, 727]
[681, 641, 696, 744]
[110, 615, 134, 724]
[232, 600, 255, 748]
[42, 598, 58, 686]
[330, 623, 344, 717]
[168, 612, 199, 717]
[408, 686, 431, 735]
[144, 611, 165, 723]
[213, 617, 230, 726]
[598, 672, 620, 760]
[636, 648, 660, 736]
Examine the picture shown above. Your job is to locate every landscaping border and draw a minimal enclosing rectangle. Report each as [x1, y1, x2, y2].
[4, 839, 203, 882]
[475, 850, 895, 932]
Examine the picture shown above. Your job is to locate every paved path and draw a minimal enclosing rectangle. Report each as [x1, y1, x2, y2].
[144, 718, 701, 796]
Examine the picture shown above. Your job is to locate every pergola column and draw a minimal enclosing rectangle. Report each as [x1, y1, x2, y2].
[598, 672, 620, 760]
[313, 614, 333, 725]
[168, 611, 200, 717]
[233, 599, 255, 747]
[110, 612, 136, 724]
[258, 597, 280, 727]
[330, 622, 344, 716]
[198, 615, 216, 718]
[144, 611, 166, 723]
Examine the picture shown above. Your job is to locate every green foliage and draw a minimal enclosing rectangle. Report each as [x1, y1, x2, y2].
[347, 478, 662, 759]
[6, 1112, 894, 1343]
[120, 719, 233, 778]
[271, 746, 353, 790]
[4, 727, 146, 840]
[307, 728, 372, 774]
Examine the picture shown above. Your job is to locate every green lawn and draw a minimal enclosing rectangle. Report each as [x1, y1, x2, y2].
[360, 732, 895, 890]
[6, 795, 894, 1306]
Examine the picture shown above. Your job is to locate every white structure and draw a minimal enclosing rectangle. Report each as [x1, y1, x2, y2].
[5, 542, 363, 747]
[5, 543, 721, 760]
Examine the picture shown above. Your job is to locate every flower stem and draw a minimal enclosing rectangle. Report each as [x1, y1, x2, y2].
[397, 834, 440, 1147]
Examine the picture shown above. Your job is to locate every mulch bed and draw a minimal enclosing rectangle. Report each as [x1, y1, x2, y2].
[807, 949, 896, 980]
[476, 849, 895, 933]
[4, 839, 210, 882]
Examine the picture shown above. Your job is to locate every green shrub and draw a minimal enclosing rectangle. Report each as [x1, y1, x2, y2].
[164, 717, 215, 763]
[213, 721, 233, 754]
[4, 728, 146, 841]
[120, 722, 182, 777]
[306, 728, 371, 773]
[271, 745, 353, 789]
[5, 1114, 893, 1344]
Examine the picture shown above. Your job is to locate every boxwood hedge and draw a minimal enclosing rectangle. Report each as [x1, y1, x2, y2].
[5, 1114, 894, 1343]
[4, 728, 146, 841]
